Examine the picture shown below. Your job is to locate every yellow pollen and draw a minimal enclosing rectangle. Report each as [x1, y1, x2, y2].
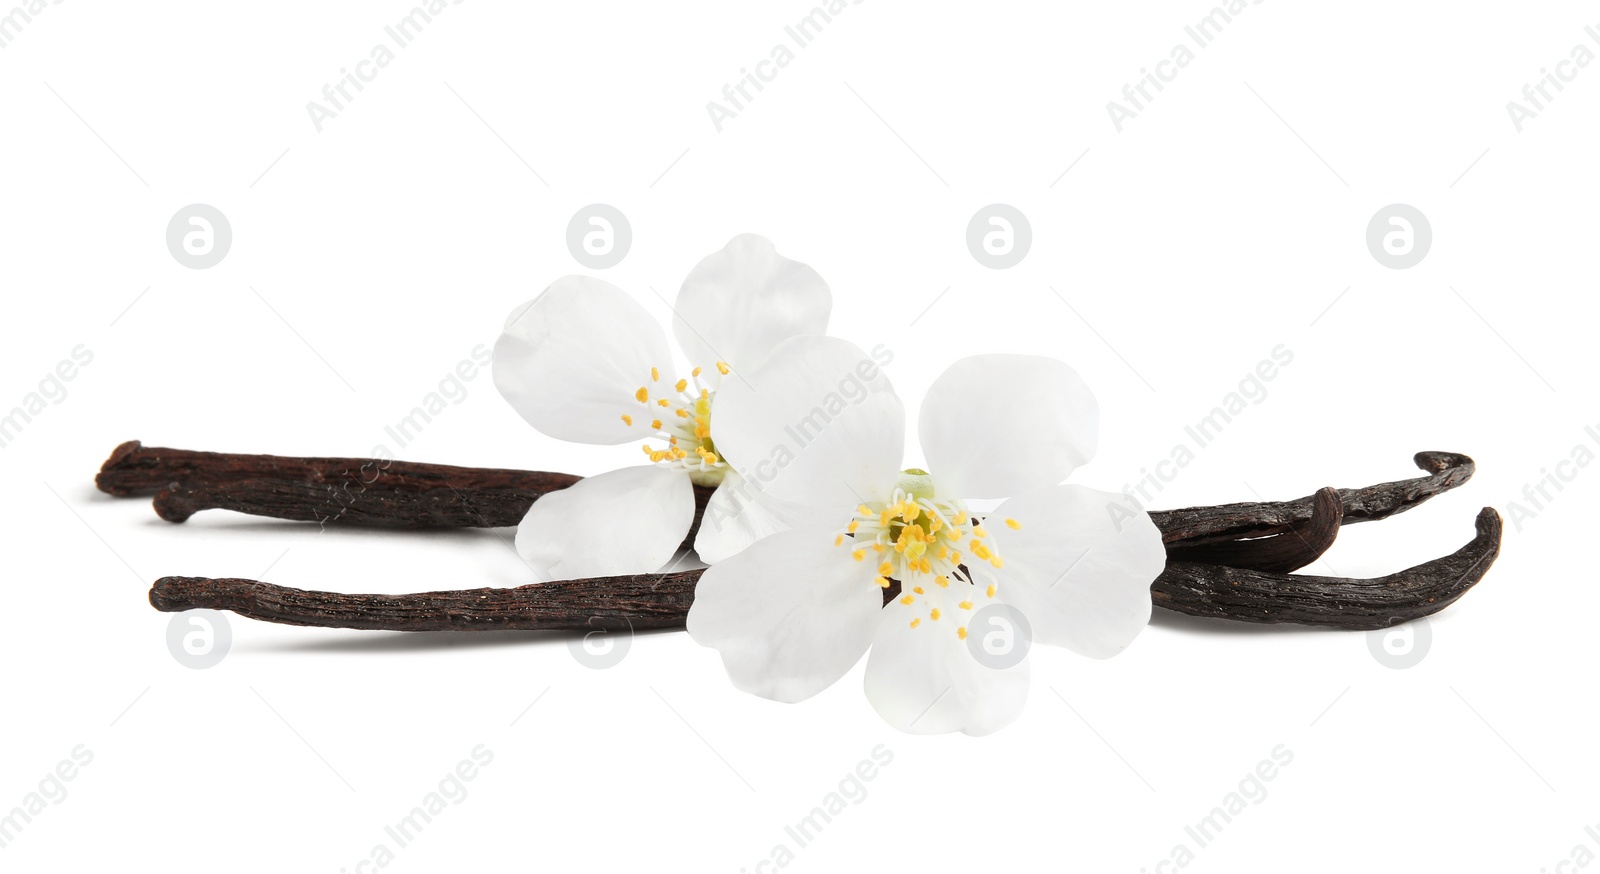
[657, 399, 670, 407]
[875, 576, 891, 588]
[620, 414, 632, 426]
[935, 575, 949, 588]
[651, 419, 662, 430]
[909, 618, 921, 629]
[847, 520, 859, 533]
[635, 387, 649, 403]
[957, 627, 968, 640]
[651, 367, 659, 382]
[930, 609, 941, 621]
[835, 534, 844, 546]
[716, 361, 731, 375]
[913, 586, 925, 594]
[900, 595, 914, 606]
[857, 505, 871, 516]
[851, 549, 865, 561]
[675, 378, 688, 392]
[986, 584, 997, 598]
[1005, 518, 1022, 530]
[878, 562, 893, 576]
[990, 557, 1005, 569]
[974, 526, 989, 538]
[958, 600, 973, 610]
[675, 408, 690, 418]
[692, 366, 702, 377]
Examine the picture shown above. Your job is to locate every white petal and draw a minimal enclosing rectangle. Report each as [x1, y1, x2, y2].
[514, 466, 695, 581]
[984, 485, 1164, 659]
[686, 526, 884, 703]
[864, 593, 1031, 736]
[493, 276, 674, 445]
[673, 234, 831, 385]
[710, 335, 904, 510]
[918, 354, 1099, 499]
[693, 469, 836, 564]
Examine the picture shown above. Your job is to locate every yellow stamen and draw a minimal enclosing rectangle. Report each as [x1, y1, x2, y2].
[957, 627, 968, 640]
[900, 595, 914, 606]
[875, 576, 891, 588]
[852, 549, 865, 561]
[675, 378, 688, 392]
[716, 361, 731, 375]
[620, 414, 632, 426]
[930, 609, 941, 621]
[651, 367, 659, 382]
[1005, 518, 1022, 530]
[635, 387, 649, 403]
[909, 618, 921, 629]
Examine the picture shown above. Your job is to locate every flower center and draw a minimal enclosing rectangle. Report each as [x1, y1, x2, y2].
[834, 469, 1019, 639]
[622, 363, 731, 487]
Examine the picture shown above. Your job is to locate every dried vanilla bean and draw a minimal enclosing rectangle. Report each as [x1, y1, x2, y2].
[147, 506, 1500, 632]
[1154, 508, 1501, 627]
[97, 440, 581, 528]
[1149, 451, 1474, 546]
[150, 571, 700, 632]
[97, 442, 1474, 562]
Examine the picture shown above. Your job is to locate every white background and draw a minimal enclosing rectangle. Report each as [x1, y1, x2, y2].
[2, 1, 1597, 870]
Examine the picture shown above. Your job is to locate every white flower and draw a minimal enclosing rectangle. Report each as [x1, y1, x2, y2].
[492, 234, 831, 580]
[685, 337, 1166, 735]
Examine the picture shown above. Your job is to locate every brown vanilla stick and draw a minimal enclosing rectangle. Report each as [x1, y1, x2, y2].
[147, 505, 1501, 632]
[97, 442, 1472, 562]
[97, 440, 581, 528]
[1154, 508, 1501, 627]
[1149, 451, 1474, 546]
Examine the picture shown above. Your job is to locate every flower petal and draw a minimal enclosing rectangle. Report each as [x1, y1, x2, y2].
[673, 234, 831, 385]
[687, 526, 884, 703]
[710, 335, 904, 510]
[983, 484, 1164, 659]
[693, 469, 836, 564]
[918, 354, 1099, 499]
[514, 465, 695, 580]
[493, 276, 674, 445]
[864, 593, 1031, 736]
